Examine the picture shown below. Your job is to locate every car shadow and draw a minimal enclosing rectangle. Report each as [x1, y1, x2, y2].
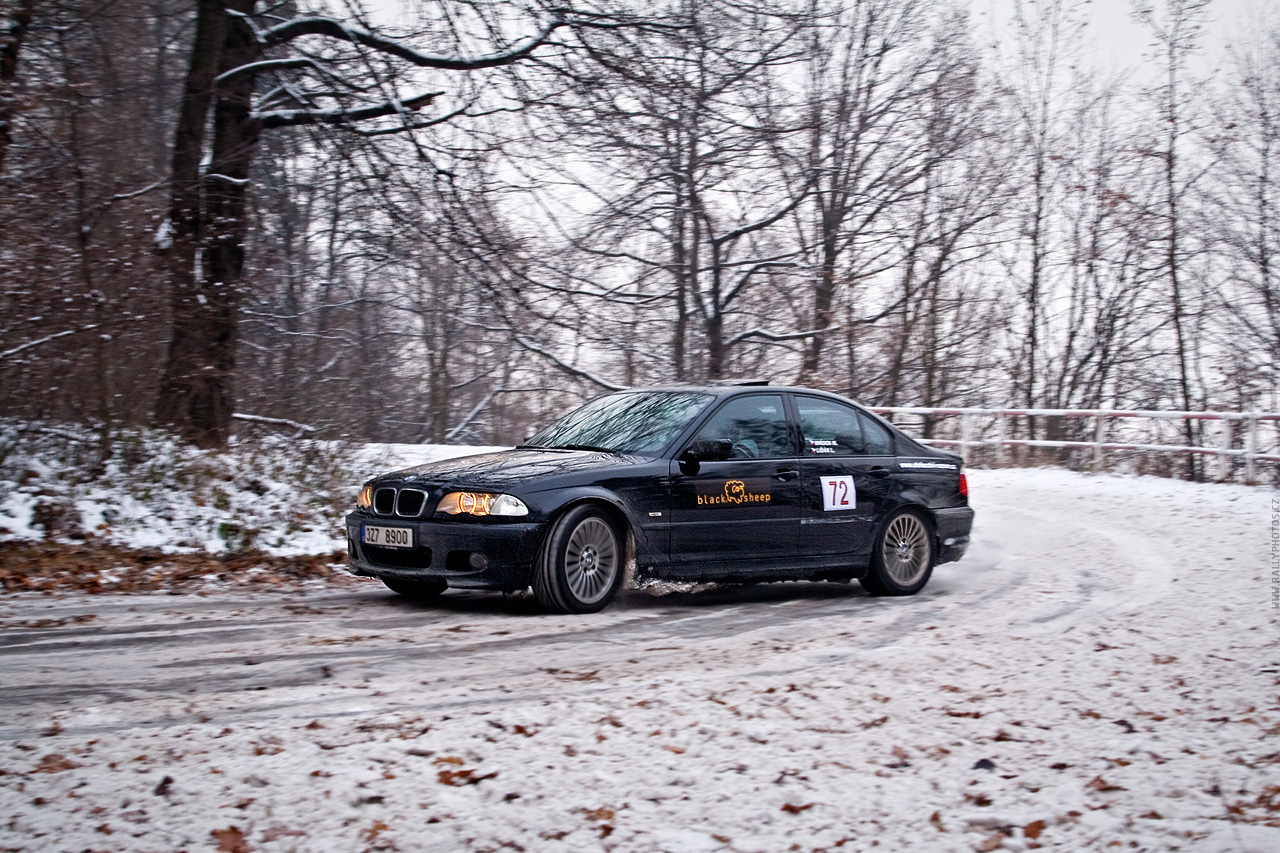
[618, 580, 868, 611]
[364, 578, 868, 617]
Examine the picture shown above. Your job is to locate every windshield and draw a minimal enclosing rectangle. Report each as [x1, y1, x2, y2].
[524, 391, 714, 455]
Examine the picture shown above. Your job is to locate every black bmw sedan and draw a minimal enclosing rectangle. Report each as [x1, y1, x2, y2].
[345, 385, 974, 613]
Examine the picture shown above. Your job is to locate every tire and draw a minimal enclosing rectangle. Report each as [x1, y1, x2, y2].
[382, 577, 447, 599]
[533, 505, 624, 614]
[861, 509, 934, 596]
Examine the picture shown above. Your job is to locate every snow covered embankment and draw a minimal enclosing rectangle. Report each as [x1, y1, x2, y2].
[0, 426, 499, 589]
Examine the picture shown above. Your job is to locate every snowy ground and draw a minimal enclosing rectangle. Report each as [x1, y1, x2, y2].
[0, 468, 1277, 852]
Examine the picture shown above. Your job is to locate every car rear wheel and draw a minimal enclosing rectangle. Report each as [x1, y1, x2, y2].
[534, 505, 624, 614]
[862, 509, 934, 596]
[382, 578, 447, 599]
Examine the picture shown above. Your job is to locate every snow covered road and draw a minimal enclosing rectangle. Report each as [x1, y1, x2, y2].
[1, 469, 1277, 851]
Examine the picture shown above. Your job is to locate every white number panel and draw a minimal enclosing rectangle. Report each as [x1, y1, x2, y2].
[820, 476, 856, 511]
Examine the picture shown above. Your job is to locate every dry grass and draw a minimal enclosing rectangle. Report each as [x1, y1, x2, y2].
[0, 539, 357, 594]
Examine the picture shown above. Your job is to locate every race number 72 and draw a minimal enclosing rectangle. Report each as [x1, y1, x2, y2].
[820, 476, 856, 511]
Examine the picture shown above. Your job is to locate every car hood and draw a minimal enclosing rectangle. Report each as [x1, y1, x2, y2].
[386, 448, 640, 491]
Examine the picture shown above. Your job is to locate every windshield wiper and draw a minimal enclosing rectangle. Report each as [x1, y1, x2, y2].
[553, 443, 622, 454]
[515, 443, 620, 454]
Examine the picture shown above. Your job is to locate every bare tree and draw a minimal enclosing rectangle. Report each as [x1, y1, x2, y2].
[995, 0, 1094, 439]
[153, 1, 657, 446]
[1132, 0, 1212, 477]
[873, 12, 1007, 422]
[788, 0, 937, 384]
[0, 0, 184, 434]
[1207, 15, 1280, 411]
[522, 0, 812, 382]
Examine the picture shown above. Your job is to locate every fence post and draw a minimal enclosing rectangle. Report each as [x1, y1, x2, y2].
[960, 411, 972, 463]
[1245, 415, 1258, 484]
[1218, 417, 1234, 482]
[1093, 414, 1106, 470]
[996, 414, 1007, 466]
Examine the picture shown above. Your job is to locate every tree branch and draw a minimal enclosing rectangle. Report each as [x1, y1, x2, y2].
[259, 15, 568, 71]
[509, 333, 626, 391]
[726, 326, 834, 348]
[215, 56, 329, 84]
[256, 90, 442, 128]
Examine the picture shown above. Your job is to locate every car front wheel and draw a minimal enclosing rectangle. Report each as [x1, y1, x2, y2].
[862, 509, 934, 596]
[534, 506, 624, 614]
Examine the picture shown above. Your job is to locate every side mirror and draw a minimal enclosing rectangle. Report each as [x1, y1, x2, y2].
[678, 439, 732, 475]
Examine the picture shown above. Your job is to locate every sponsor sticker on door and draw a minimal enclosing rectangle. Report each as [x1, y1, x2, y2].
[820, 476, 856, 511]
[695, 479, 773, 507]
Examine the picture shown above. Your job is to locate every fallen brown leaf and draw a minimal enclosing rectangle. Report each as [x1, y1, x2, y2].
[1085, 775, 1126, 793]
[438, 768, 498, 787]
[976, 832, 1006, 851]
[211, 825, 253, 853]
[261, 827, 306, 842]
[34, 754, 77, 773]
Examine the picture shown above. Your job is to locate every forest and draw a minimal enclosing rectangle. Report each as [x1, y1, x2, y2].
[0, 0, 1275, 469]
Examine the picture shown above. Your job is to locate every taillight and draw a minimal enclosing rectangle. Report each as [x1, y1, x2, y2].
[959, 472, 968, 497]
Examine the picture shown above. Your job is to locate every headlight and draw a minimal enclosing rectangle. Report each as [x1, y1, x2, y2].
[357, 484, 373, 509]
[436, 491, 529, 517]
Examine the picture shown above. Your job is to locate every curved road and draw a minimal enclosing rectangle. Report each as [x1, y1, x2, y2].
[0, 468, 1276, 853]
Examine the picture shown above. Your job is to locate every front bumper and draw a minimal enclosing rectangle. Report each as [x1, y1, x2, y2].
[345, 512, 546, 591]
[933, 506, 975, 565]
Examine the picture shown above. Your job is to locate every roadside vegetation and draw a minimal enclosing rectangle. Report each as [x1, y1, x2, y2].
[0, 420, 359, 591]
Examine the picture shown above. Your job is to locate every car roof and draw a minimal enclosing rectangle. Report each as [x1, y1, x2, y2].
[631, 384, 862, 404]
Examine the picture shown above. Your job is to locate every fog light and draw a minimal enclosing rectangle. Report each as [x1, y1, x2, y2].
[468, 552, 488, 570]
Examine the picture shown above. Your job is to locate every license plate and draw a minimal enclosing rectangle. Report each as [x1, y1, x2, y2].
[362, 525, 413, 549]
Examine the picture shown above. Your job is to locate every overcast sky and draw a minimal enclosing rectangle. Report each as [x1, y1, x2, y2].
[355, 0, 1270, 81]
[975, 0, 1267, 78]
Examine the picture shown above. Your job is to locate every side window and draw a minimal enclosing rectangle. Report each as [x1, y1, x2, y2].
[797, 396, 892, 457]
[857, 411, 895, 455]
[693, 395, 791, 459]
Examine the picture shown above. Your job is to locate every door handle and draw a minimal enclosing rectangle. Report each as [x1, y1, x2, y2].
[774, 468, 800, 481]
[868, 466, 891, 479]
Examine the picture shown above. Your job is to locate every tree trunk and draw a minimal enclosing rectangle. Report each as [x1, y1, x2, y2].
[705, 312, 724, 379]
[0, 0, 35, 176]
[155, 0, 259, 447]
[154, 0, 228, 443]
[801, 223, 840, 380]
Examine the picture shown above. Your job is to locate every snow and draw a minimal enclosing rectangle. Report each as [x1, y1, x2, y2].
[0, 465, 1277, 850]
[0, 489, 39, 541]
[153, 218, 173, 251]
[0, 428, 502, 557]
